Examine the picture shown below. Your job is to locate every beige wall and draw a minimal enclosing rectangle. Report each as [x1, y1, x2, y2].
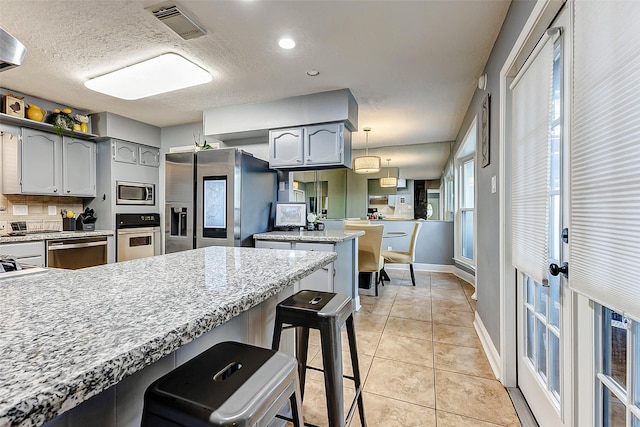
[0, 193, 84, 233]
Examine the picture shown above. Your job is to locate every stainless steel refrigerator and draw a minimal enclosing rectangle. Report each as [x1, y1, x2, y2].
[165, 148, 276, 253]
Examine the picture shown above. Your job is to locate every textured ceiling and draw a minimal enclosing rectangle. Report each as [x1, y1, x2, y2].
[0, 0, 510, 179]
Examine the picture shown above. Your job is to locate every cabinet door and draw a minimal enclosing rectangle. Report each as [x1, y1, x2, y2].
[21, 129, 62, 194]
[113, 140, 138, 164]
[304, 123, 343, 166]
[295, 243, 334, 292]
[139, 145, 160, 167]
[63, 137, 96, 196]
[269, 128, 304, 167]
[255, 241, 292, 250]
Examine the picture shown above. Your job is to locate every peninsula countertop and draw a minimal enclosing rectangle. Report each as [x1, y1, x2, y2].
[0, 230, 114, 244]
[253, 229, 364, 243]
[0, 246, 336, 427]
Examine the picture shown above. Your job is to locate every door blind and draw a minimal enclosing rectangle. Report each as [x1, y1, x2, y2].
[510, 34, 554, 286]
[571, 1, 640, 321]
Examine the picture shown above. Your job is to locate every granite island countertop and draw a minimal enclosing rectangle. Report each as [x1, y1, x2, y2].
[253, 230, 364, 243]
[0, 246, 335, 427]
[0, 230, 114, 244]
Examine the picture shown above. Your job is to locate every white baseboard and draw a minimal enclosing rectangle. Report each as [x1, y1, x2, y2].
[474, 311, 502, 382]
[384, 263, 455, 273]
[454, 267, 475, 286]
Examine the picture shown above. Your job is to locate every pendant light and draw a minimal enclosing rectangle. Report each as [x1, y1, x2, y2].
[379, 158, 398, 187]
[353, 127, 381, 174]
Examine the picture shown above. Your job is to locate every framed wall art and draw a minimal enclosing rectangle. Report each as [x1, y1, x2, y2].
[481, 93, 490, 168]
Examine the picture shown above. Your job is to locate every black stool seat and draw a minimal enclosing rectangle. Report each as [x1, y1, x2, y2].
[142, 341, 303, 427]
[272, 290, 366, 427]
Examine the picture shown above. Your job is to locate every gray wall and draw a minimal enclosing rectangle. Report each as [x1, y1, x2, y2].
[324, 219, 454, 266]
[448, 0, 536, 352]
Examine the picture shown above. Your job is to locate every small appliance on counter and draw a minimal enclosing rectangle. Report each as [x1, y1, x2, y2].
[76, 207, 98, 231]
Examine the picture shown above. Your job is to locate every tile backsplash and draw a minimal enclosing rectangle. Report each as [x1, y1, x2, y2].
[0, 193, 83, 233]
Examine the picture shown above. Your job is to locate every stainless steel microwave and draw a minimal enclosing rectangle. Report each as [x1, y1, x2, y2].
[116, 181, 155, 205]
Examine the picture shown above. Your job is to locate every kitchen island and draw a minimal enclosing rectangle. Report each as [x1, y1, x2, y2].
[0, 246, 335, 427]
[254, 230, 363, 309]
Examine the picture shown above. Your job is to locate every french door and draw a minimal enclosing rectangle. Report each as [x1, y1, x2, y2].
[514, 7, 572, 426]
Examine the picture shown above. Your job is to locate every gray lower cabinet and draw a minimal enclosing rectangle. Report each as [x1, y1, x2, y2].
[1, 128, 96, 196]
[269, 122, 351, 169]
[0, 241, 45, 267]
[254, 237, 360, 310]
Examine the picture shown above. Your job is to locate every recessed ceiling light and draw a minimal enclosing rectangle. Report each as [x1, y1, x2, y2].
[84, 53, 212, 100]
[278, 38, 296, 49]
[306, 69, 320, 77]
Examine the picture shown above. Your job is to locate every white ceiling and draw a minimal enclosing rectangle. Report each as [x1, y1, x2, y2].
[0, 0, 510, 179]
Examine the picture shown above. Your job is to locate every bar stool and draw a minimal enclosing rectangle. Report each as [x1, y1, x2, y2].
[272, 290, 366, 427]
[141, 341, 303, 427]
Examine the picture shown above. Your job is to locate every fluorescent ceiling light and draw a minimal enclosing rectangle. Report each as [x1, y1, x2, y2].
[84, 53, 212, 100]
[278, 38, 295, 49]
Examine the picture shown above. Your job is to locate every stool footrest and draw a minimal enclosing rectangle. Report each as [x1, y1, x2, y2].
[346, 387, 364, 425]
[305, 365, 357, 383]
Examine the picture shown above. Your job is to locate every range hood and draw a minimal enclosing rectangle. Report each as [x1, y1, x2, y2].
[0, 27, 26, 72]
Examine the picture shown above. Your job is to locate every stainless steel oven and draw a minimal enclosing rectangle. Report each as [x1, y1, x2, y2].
[116, 213, 161, 262]
[116, 180, 155, 205]
[47, 237, 108, 270]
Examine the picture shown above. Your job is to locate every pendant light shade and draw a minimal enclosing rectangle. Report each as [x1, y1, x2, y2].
[379, 158, 398, 187]
[353, 127, 381, 174]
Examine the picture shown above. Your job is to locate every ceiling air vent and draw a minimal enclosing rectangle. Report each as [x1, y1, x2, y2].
[147, 3, 206, 40]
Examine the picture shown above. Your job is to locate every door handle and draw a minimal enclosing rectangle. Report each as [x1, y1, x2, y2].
[549, 262, 568, 279]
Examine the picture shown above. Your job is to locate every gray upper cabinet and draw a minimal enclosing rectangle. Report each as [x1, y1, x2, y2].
[112, 139, 159, 168]
[63, 137, 96, 196]
[21, 129, 63, 195]
[113, 140, 138, 164]
[139, 145, 160, 167]
[269, 128, 304, 167]
[305, 123, 343, 166]
[1, 128, 97, 197]
[269, 123, 351, 169]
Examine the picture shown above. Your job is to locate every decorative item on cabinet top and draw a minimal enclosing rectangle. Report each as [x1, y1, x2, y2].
[0, 88, 94, 136]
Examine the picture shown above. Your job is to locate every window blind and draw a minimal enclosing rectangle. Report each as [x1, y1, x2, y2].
[510, 34, 554, 286]
[571, 1, 640, 321]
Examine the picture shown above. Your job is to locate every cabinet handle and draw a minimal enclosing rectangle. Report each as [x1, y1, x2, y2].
[297, 159, 302, 163]
[66, 189, 71, 193]
[53, 188, 58, 193]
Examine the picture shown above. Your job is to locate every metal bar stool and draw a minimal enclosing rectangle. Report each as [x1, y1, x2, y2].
[141, 341, 303, 427]
[272, 290, 367, 427]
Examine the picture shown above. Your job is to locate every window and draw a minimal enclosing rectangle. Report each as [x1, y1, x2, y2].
[455, 120, 477, 265]
[596, 306, 640, 426]
[442, 158, 454, 221]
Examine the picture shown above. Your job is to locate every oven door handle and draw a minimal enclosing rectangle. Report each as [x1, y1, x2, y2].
[117, 227, 160, 235]
[48, 241, 108, 250]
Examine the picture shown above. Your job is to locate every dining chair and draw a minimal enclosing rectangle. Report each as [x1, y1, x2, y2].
[343, 219, 370, 225]
[344, 223, 384, 296]
[381, 221, 423, 286]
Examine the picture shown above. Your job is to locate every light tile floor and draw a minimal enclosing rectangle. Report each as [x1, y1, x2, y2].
[295, 269, 522, 427]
